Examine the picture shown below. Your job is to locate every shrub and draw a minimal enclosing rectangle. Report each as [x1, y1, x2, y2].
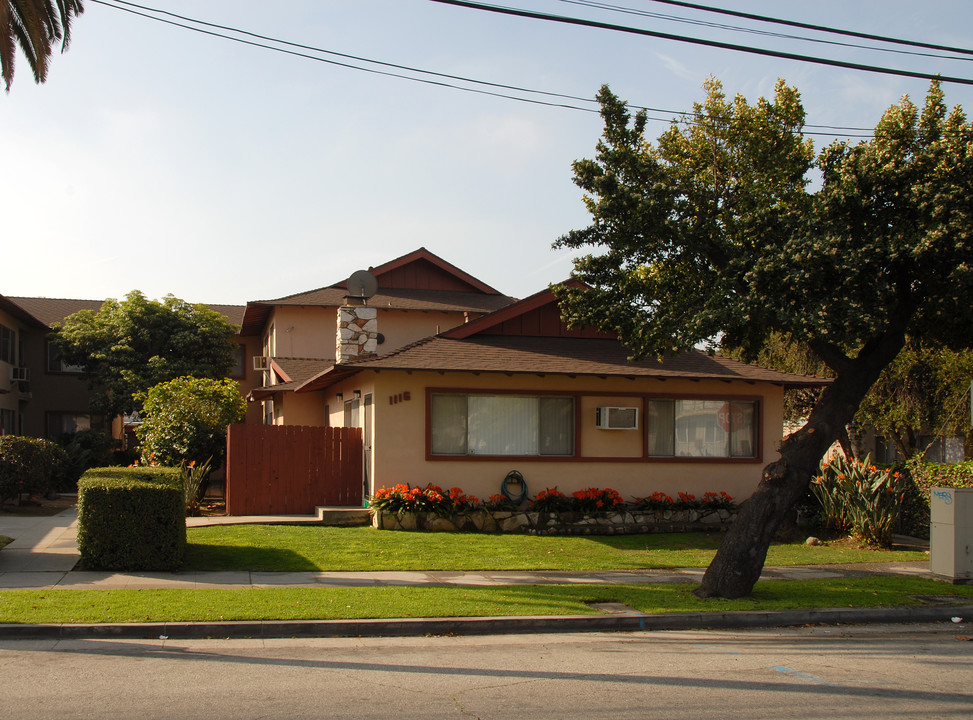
[899, 459, 973, 538]
[811, 454, 909, 547]
[0, 435, 69, 503]
[59, 429, 116, 491]
[77, 466, 185, 570]
[136, 376, 246, 466]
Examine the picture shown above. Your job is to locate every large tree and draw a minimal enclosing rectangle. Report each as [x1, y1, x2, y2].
[51, 291, 239, 419]
[1, 0, 84, 91]
[555, 79, 973, 599]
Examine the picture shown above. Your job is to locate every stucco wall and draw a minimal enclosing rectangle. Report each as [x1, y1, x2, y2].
[264, 306, 472, 363]
[319, 370, 785, 506]
[372, 309, 469, 353]
[265, 306, 336, 360]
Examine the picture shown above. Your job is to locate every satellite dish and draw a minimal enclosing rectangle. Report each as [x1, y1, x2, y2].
[346, 270, 378, 302]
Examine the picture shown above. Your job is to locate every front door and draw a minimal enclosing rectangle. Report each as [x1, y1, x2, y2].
[363, 393, 373, 501]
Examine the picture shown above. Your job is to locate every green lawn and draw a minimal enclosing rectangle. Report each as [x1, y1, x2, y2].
[0, 525, 948, 625]
[184, 525, 929, 572]
[1, 577, 970, 625]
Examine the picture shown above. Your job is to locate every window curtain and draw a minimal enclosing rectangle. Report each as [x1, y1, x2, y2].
[468, 395, 538, 455]
[430, 394, 468, 455]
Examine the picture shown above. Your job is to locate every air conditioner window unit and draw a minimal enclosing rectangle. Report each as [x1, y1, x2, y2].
[596, 406, 638, 430]
[253, 356, 269, 371]
[11, 367, 30, 382]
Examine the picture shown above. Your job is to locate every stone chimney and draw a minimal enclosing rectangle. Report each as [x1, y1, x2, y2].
[336, 304, 378, 363]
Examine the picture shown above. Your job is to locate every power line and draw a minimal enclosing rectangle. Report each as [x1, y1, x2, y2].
[635, 0, 973, 57]
[90, 0, 597, 113]
[557, 0, 973, 63]
[90, 0, 873, 138]
[428, 0, 973, 86]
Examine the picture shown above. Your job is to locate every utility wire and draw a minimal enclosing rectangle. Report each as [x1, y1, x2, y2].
[90, 0, 874, 138]
[557, 0, 973, 63]
[429, 0, 973, 86]
[634, 0, 973, 57]
[91, 0, 597, 113]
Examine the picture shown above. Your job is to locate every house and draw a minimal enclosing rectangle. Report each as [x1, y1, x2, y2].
[241, 248, 830, 505]
[4, 246, 832, 506]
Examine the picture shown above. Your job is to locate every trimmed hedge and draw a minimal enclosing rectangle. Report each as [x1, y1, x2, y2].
[77, 467, 186, 571]
[899, 460, 973, 539]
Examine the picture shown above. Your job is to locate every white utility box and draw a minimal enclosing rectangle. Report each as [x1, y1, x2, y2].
[930, 487, 973, 583]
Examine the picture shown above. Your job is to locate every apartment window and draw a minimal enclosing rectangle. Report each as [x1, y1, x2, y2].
[648, 399, 757, 458]
[46, 412, 103, 440]
[344, 398, 360, 428]
[47, 343, 85, 373]
[431, 393, 575, 456]
[229, 343, 246, 379]
[0, 325, 14, 364]
[0, 408, 17, 435]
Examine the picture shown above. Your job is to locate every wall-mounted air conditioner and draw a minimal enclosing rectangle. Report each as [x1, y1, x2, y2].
[11, 367, 29, 382]
[596, 406, 639, 430]
[252, 356, 269, 371]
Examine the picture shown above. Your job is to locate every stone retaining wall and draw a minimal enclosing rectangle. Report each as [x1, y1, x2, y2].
[371, 508, 735, 535]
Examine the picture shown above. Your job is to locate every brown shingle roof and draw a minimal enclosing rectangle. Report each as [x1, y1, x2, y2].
[297, 336, 831, 392]
[7, 297, 245, 328]
[260, 287, 515, 312]
[6, 297, 105, 327]
[271, 357, 333, 385]
[240, 289, 517, 336]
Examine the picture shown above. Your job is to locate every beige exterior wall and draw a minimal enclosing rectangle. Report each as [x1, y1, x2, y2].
[316, 369, 785, 506]
[264, 306, 336, 361]
[277, 391, 328, 427]
[373, 309, 469, 353]
[261, 306, 471, 363]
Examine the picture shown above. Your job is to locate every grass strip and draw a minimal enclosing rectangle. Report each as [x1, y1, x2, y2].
[183, 526, 928, 572]
[1, 577, 969, 625]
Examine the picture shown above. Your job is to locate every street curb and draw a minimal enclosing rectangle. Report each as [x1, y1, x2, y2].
[2, 605, 970, 640]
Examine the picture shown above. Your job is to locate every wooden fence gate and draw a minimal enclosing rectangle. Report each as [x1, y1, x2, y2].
[225, 424, 363, 515]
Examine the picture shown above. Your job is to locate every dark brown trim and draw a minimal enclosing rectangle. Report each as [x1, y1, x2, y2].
[425, 387, 765, 464]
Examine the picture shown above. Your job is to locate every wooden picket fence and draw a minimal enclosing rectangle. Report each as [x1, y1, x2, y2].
[225, 424, 363, 515]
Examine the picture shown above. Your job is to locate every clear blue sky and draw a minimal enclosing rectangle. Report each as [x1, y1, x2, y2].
[3, 0, 972, 305]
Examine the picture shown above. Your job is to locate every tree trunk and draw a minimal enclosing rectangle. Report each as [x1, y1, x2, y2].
[694, 330, 907, 599]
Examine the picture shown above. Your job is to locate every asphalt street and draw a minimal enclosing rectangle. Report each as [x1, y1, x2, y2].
[1, 624, 971, 719]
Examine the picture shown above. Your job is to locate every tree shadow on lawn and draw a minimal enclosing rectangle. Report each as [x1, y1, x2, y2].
[182, 543, 316, 572]
[583, 531, 725, 552]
